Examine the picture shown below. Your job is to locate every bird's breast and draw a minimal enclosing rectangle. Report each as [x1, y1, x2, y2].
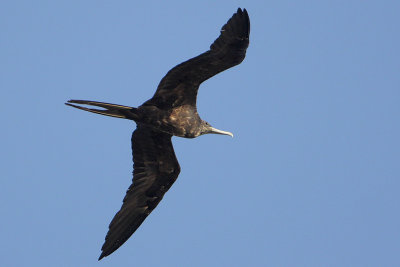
[167, 105, 202, 138]
[137, 105, 201, 138]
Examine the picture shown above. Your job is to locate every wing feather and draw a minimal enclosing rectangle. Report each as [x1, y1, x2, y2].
[144, 8, 250, 109]
[98, 126, 180, 260]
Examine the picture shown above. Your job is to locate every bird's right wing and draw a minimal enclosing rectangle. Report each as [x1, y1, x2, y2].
[143, 8, 250, 109]
[98, 125, 180, 260]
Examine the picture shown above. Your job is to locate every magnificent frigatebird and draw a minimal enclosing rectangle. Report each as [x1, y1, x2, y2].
[66, 8, 250, 260]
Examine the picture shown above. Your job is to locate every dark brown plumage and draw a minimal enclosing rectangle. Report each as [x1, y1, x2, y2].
[66, 8, 250, 260]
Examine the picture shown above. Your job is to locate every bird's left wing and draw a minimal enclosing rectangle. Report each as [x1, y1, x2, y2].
[98, 125, 180, 260]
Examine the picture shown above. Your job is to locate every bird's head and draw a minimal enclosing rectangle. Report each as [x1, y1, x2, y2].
[200, 121, 234, 137]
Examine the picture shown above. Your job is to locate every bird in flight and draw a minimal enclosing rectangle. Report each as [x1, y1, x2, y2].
[66, 8, 250, 260]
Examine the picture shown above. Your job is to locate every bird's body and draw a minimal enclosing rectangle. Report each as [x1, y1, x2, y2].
[136, 104, 204, 138]
[66, 8, 250, 260]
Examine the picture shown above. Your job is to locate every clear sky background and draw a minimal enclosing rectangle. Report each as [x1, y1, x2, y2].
[1, 1, 399, 266]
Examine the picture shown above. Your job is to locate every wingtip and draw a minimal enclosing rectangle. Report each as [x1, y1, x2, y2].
[239, 8, 250, 37]
[98, 252, 105, 261]
[237, 7, 247, 14]
[238, 8, 249, 21]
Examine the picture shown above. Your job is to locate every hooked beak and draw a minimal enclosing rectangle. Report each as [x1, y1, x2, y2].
[209, 127, 234, 138]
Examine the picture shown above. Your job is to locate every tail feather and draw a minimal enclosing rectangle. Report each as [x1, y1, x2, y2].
[65, 99, 138, 120]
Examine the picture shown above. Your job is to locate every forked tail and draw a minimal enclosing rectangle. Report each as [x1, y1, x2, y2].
[65, 99, 138, 120]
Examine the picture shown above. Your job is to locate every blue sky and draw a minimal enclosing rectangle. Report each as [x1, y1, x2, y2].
[1, 1, 400, 266]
